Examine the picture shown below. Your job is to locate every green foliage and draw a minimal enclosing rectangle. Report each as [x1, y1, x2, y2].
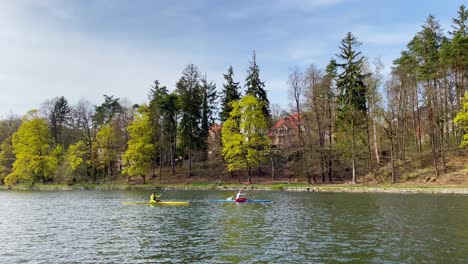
[122, 105, 156, 177]
[93, 95, 122, 126]
[449, 5, 467, 36]
[335, 32, 367, 117]
[96, 123, 119, 173]
[220, 66, 241, 122]
[176, 64, 203, 151]
[454, 93, 468, 147]
[66, 141, 87, 171]
[200, 76, 217, 153]
[4, 110, 58, 186]
[411, 15, 444, 82]
[0, 137, 15, 182]
[148, 80, 167, 158]
[245, 51, 270, 119]
[221, 95, 269, 174]
[46, 96, 71, 146]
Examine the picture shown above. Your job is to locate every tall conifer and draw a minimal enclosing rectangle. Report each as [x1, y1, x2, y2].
[220, 66, 241, 122]
[245, 51, 270, 119]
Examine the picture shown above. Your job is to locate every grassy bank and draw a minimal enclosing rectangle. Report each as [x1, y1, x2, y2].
[1, 182, 467, 195]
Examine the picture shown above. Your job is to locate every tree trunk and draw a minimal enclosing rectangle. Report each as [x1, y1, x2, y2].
[270, 155, 275, 181]
[188, 139, 192, 178]
[351, 119, 357, 184]
[141, 175, 146, 184]
[415, 87, 423, 169]
[372, 114, 380, 167]
[170, 139, 175, 175]
[366, 115, 373, 172]
[428, 98, 440, 178]
[390, 134, 396, 184]
[159, 150, 163, 181]
[247, 167, 252, 184]
[327, 93, 333, 182]
[319, 139, 326, 183]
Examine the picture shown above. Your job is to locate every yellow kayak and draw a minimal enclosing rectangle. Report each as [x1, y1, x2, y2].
[122, 201, 189, 206]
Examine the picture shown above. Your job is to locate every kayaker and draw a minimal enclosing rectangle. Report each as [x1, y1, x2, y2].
[235, 190, 248, 202]
[150, 192, 161, 203]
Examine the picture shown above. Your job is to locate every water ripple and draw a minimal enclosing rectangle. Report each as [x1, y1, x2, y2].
[0, 190, 466, 263]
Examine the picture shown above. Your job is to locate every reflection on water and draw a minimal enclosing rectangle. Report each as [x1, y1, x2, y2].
[0, 190, 466, 263]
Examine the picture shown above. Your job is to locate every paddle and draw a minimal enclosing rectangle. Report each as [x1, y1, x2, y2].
[157, 188, 167, 199]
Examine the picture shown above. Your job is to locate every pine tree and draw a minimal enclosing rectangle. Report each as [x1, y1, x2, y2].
[412, 15, 445, 176]
[245, 51, 270, 119]
[449, 5, 468, 37]
[93, 95, 122, 126]
[220, 66, 241, 122]
[159, 92, 180, 174]
[148, 80, 168, 177]
[200, 75, 217, 155]
[46, 96, 71, 146]
[176, 64, 203, 177]
[335, 32, 367, 184]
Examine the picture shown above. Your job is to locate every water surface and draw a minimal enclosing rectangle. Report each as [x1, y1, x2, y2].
[0, 190, 466, 263]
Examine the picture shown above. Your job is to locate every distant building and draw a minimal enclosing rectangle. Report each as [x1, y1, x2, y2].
[269, 112, 303, 148]
[208, 124, 222, 159]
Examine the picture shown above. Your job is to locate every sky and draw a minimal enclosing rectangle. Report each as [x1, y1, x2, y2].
[0, 0, 464, 117]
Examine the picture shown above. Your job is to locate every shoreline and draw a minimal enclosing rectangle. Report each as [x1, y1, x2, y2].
[1, 183, 467, 195]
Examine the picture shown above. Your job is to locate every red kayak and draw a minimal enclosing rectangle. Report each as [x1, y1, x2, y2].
[235, 198, 248, 203]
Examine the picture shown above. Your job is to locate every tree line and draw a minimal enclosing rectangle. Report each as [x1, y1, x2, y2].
[0, 5, 467, 186]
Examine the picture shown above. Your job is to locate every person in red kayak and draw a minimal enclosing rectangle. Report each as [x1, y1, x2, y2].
[235, 190, 248, 202]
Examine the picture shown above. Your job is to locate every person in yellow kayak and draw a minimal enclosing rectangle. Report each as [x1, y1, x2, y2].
[150, 192, 161, 203]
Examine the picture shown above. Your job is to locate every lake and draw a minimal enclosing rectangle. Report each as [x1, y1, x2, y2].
[0, 190, 466, 263]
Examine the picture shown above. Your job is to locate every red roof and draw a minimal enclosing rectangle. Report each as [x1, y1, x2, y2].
[209, 124, 222, 133]
[271, 113, 302, 130]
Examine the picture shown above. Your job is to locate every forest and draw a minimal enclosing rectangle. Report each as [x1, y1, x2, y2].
[0, 5, 467, 187]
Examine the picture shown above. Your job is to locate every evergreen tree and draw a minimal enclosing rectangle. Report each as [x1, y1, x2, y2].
[176, 64, 203, 177]
[411, 15, 445, 176]
[148, 80, 168, 175]
[245, 51, 270, 119]
[93, 95, 122, 126]
[220, 66, 241, 122]
[200, 75, 217, 155]
[449, 5, 468, 36]
[159, 92, 180, 174]
[335, 32, 367, 184]
[47, 96, 71, 146]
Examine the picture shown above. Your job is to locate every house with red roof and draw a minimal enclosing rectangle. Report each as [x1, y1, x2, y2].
[269, 112, 303, 148]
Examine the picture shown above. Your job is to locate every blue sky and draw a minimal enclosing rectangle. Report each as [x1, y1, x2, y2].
[0, 0, 464, 116]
